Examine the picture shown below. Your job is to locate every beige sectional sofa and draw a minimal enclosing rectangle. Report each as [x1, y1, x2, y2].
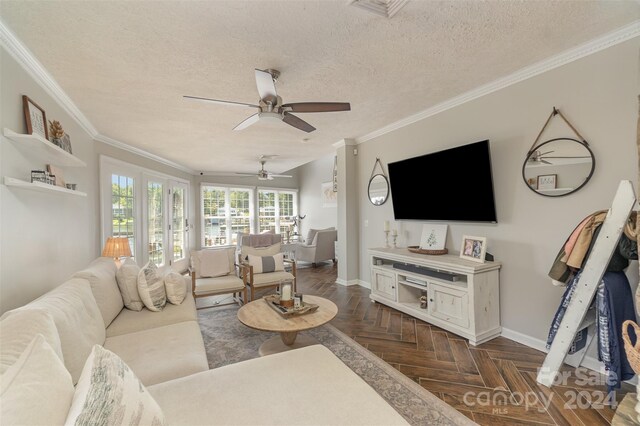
[0, 256, 409, 425]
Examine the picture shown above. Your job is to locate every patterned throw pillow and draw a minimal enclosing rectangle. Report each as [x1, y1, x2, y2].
[164, 271, 186, 305]
[137, 262, 166, 312]
[246, 253, 285, 274]
[64, 345, 166, 426]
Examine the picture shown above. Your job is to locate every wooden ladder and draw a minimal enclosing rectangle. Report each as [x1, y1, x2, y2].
[537, 180, 637, 387]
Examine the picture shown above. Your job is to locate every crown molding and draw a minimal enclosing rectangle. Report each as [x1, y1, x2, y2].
[355, 20, 640, 144]
[332, 138, 357, 149]
[94, 134, 196, 175]
[0, 19, 99, 137]
[1, 18, 197, 175]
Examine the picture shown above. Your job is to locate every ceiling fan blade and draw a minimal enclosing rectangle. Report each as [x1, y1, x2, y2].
[233, 113, 260, 131]
[540, 159, 552, 165]
[183, 95, 259, 108]
[281, 102, 351, 113]
[270, 174, 293, 178]
[255, 69, 278, 103]
[282, 112, 315, 133]
[537, 150, 555, 156]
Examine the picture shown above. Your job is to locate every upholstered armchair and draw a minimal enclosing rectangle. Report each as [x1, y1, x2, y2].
[238, 235, 296, 301]
[189, 247, 246, 308]
[296, 228, 337, 267]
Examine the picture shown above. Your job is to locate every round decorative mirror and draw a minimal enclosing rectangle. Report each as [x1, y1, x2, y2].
[522, 137, 595, 197]
[368, 174, 389, 205]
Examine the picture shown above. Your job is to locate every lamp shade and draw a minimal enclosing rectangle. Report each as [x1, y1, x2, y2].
[102, 237, 132, 258]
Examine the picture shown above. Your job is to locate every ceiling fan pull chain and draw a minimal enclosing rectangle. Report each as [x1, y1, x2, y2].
[527, 106, 589, 156]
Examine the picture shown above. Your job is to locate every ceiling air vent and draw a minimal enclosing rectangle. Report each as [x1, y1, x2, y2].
[349, 0, 409, 18]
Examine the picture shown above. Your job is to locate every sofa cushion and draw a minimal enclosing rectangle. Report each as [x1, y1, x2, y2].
[194, 275, 244, 295]
[104, 321, 208, 386]
[115, 258, 143, 311]
[74, 257, 124, 327]
[199, 248, 230, 277]
[247, 253, 284, 274]
[138, 261, 167, 312]
[0, 308, 63, 374]
[251, 270, 295, 287]
[65, 345, 166, 426]
[148, 345, 409, 426]
[1, 335, 74, 426]
[165, 271, 187, 304]
[105, 293, 196, 337]
[106, 284, 197, 338]
[19, 278, 105, 384]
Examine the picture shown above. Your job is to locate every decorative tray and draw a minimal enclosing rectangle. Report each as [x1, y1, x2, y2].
[407, 246, 448, 255]
[264, 295, 319, 318]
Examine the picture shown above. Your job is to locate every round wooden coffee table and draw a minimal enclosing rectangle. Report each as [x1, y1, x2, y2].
[237, 295, 338, 356]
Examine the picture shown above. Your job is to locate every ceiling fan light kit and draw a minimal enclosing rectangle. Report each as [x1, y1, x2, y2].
[184, 68, 351, 133]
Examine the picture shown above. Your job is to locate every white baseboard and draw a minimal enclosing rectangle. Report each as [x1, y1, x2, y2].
[335, 278, 360, 286]
[358, 280, 371, 289]
[501, 327, 638, 386]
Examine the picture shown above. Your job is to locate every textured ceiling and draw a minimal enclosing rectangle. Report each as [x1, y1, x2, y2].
[1, 1, 638, 174]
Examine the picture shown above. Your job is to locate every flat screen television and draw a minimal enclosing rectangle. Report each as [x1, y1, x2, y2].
[388, 140, 497, 222]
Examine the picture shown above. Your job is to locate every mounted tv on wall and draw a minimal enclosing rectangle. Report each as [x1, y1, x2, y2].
[388, 140, 497, 223]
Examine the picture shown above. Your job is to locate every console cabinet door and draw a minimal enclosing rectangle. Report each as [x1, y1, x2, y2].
[371, 267, 397, 301]
[429, 282, 469, 328]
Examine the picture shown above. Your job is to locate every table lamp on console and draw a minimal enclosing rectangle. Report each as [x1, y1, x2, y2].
[102, 237, 132, 268]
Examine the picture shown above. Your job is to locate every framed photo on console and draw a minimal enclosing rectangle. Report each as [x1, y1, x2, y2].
[460, 235, 487, 263]
[419, 224, 447, 251]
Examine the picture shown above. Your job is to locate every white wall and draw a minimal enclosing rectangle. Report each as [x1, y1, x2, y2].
[297, 153, 337, 238]
[356, 38, 640, 342]
[0, 48, 196, 314]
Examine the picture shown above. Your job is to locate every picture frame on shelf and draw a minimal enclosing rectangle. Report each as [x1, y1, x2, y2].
[460, 235, 487, 263]
[22, 95, 48, 140]
[419, 223, 447, 251]
[537, 174, 557, 191]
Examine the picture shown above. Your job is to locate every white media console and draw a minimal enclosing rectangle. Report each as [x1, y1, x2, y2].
[368, 247, 501, 345]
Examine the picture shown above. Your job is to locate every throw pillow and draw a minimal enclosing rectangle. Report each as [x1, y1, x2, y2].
[137, 262, 166, 312]
[0, 308, 63, 374]
[73, 257, 124, 327]
[199, 249, 230, 278]
[65, 345, 167, 426]
[241, 242, 282, 258]
[1, 334, 75, 426]
[115, 258, 143, 311]
[164, 271, 186, 305]
[246, 253, 285, 274]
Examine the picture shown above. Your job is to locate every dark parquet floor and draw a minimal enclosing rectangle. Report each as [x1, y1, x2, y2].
[277, 262, 633, 426]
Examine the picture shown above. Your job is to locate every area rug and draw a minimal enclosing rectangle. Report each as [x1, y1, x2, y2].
[198, 306, 473, 426]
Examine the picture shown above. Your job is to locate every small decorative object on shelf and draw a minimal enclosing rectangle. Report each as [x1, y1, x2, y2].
[65, 183, 77, 190]
[279, 280, 294, 308]
[46, 164, 65, 187]
[22, 95, 48, 140]
[48, 120, 65, 148]
[420, 295, 428, 309]
[419, 224, 447, 251]
[392, 228, 398, 248]
[384, 220, 390, 248]
[31, 170, 46, 183]
[407, 246, 449, 255]
[60, 134, 72, 154]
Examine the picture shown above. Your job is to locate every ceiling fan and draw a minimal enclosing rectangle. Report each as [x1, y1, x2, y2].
[234, 157, 292, 181]
[184, 68, 351, 133]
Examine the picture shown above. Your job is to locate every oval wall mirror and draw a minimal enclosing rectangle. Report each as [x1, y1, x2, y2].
[368, 174, 389, 205]
[522, 137, 595, 197]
